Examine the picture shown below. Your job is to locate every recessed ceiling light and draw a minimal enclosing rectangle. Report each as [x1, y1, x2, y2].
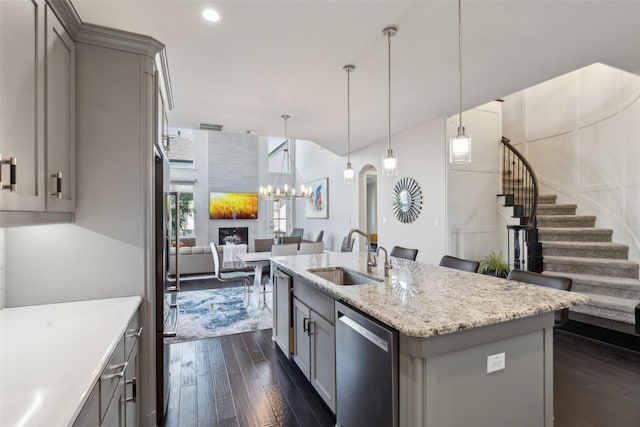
[202, 9, 220, 22]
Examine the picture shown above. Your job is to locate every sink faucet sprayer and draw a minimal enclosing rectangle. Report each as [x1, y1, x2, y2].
[346, 228, 377, 273]
[376, 246, 392, 277]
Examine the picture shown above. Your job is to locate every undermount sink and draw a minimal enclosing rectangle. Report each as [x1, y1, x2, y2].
[307, 267, 383, 286]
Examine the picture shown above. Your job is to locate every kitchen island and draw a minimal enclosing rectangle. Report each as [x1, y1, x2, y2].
[271, 252, 589, 427]
[0, 296, 142, 427]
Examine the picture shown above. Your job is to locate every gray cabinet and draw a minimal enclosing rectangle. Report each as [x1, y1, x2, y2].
[272, 269, 293, 356]
[45, 5, 75, 212]
[0, 1, 75, 219]
[0, 0, 44, 211]
[72, 308, 141, 427]
[291, 279, 336, 413]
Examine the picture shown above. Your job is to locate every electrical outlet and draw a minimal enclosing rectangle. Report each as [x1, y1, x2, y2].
[487, 352, 505, 373]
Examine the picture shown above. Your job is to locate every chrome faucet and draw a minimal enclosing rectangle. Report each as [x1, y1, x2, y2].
[376, 246, 392, 277]
[347, 228, 377, 273]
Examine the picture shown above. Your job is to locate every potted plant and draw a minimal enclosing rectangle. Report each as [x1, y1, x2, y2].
[479, 251, 509, 278]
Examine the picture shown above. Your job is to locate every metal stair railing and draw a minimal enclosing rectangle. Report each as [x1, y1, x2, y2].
[500, 136, 542, 272]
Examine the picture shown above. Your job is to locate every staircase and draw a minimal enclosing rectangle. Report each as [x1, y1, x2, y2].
[537, 196, 640, 327]
[500, 138, 640, 333]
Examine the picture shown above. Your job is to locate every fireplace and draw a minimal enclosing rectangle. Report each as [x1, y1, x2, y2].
[218, 227, 249, 245]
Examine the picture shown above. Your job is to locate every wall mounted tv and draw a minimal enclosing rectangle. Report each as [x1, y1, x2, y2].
[209, 192, 258, 220]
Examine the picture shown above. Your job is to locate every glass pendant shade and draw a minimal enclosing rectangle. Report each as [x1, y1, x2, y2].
[382, 149, 397, 176]
[382, 26, 398, 177]
[450, 0, 472, 164]
[450, 126, 472, 163]
[343, 162, 355, 184]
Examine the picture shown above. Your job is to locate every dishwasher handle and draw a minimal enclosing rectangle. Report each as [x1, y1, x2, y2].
[338, 313, 389, 352]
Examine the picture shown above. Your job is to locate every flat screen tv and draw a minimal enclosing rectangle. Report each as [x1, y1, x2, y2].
[209, 192, 258, 220]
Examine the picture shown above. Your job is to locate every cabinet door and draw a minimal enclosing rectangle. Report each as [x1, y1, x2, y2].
[273, 271, 292, 356]
[73, 383, 99, 427]
[0, 0, 45, 211]
[45, 5, 75, 211]
[310, 310, 336, 413]
[125, 344, 138, 427]
[102, 379, 126, 427]
[292, 297, 311, 379]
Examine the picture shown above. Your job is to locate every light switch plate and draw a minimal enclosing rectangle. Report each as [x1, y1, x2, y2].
[487, 352, 505, 373]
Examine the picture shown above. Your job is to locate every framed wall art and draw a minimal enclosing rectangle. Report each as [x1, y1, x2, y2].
[305, 178, 328, 218]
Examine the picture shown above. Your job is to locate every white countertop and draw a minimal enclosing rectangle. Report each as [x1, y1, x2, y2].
[0, 296, 142, 427]
[272, 252, 590, 337]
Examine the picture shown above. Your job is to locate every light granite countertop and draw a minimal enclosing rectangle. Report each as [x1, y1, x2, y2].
[271, 252, 589, 338]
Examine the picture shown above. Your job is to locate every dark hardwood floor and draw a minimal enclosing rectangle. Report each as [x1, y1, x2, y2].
[165, 329, 335, 427]
[165, 329, 640, 427]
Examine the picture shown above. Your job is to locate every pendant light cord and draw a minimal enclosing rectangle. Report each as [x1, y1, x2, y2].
[347, 68, 351, 163]
[387, 31, 392, 151]
[458, 0, 463, 131]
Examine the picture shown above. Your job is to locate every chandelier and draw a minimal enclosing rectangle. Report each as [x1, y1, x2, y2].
[259, 114, 313, 201]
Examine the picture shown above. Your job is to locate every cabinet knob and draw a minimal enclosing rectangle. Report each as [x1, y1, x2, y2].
[48, 172, 63, 198]
[0, 155, 17, 192]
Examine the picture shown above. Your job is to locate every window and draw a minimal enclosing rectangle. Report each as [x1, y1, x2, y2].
[268, 136, 289, 174]
[273, 201, 287, 234]
[170, 183, 195, 237]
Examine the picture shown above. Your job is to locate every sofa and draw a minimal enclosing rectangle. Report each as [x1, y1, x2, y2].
[168, 238, 214, 275]
[169, 245, 214, 275]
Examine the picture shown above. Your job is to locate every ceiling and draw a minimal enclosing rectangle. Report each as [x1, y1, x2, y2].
[72, 1, 640, 156]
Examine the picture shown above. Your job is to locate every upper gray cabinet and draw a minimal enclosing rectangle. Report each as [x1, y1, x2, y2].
[0, 0, 75, 221]
[0, 0, 45, 212]
[45, 5, 76, 212]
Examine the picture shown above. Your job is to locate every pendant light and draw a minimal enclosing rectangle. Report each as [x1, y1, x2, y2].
[450, 0, 472, 164]
[343, 64, 355, 184]
[259, 115, 312, 201]
[382, 26, 398, 176]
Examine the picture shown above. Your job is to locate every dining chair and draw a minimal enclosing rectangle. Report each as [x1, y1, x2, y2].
[299, 241, 324, 255]
[271, 243, 298, 256]
[282, 236, 302, 249]
[254, 238, 274, 253]
[340, 237, 355, 252]
[313, 230, 324, 242]
[507, 270, 573, 327]
[290, 228, 304, 238]
[390, 246, 419, 261]
[210, 242, 253, 307]
[439, 255, 480, 273]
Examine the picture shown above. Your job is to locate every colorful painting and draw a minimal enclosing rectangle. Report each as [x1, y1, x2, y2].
[305, 178, 328, 218]
[209, 192, 258, 220]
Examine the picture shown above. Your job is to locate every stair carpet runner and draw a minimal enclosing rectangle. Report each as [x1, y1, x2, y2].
[536, 194, 640, 326]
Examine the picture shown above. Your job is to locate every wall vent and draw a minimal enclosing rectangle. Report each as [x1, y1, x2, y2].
[200, 123, 223, 131]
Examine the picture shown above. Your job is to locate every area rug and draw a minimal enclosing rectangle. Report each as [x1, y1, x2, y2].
[166, 284, 273, 343]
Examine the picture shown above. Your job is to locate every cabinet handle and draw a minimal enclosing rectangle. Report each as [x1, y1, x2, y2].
[0, 156, 17, 192]
[48, 172, 63, 198]
[126, 326, 143, 338]
[126, 377, 137, 403]
[307, 320, 315, 336]
[103, 362, 128, 380]
[303, 317, 309, 333]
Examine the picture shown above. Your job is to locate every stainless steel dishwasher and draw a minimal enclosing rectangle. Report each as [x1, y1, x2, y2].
[335, 301, 398, 427]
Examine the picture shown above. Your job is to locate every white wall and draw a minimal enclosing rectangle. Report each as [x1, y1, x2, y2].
[447, 102, 506, 263]
[502, 63, 640, 262]
[0, 229, 4, 309]
[294, 117, 448, 264]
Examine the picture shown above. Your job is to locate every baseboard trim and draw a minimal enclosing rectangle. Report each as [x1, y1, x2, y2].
[561, 313, 640, 353]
